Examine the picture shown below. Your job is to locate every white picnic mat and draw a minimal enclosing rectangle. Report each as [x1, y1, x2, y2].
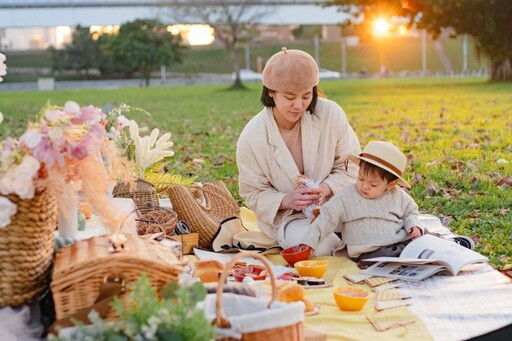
[399, 214, 512, 340]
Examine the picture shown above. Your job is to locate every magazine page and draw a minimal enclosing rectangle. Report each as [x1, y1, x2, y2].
[362, 262, 449, 281]
[366, 234, 488, 275]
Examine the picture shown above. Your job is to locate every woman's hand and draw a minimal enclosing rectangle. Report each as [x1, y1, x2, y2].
[281, 187, 322, 211]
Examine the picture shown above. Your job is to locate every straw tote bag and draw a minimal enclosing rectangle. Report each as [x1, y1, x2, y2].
[166, 181, 240, 250]
[0, 188, 57, 307]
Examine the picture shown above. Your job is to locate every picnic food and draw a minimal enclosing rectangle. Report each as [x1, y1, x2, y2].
[193, 259, 224, 283]
[294, 175, 322, 222]
[277, 281, 306, 302]
[232, 264, 267, 282]
[276, 281, 315, 313]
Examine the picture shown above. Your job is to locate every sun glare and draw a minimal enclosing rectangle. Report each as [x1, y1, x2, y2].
[168, 24, 214, 46]
[373, 19, 390, 36]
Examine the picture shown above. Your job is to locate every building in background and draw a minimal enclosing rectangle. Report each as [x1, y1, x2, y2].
[0, 1, 349, 51]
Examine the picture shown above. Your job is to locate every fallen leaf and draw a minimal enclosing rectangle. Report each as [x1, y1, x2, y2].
[500, 208, 509, 216]
[440, 216, 452, 227]
[424, 180, 440, 195]
[412, 172, 423, 183]
[496, 176, 512, 188]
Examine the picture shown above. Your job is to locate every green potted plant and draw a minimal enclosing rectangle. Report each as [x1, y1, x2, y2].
[49, 274, 214, 341]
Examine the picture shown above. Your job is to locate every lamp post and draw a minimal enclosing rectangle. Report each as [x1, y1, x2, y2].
[313, 35, 320, 66]
[462, 34, 468, 72]
[421, 29, 427, 75]
[340, 37, 347, 77]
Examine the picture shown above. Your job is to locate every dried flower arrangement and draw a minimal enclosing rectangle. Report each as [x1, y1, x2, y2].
[104, 104, 194, 192]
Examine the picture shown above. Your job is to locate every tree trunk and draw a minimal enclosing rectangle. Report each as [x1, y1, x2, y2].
[228, 44, 243, 89]
[490, 57, 512, 82]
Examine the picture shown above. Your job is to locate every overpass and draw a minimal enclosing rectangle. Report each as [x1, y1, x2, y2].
[0, 1, 348, 28]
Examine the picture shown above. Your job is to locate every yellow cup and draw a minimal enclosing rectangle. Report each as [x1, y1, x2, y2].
[294, 260, 328, 278]
[333, 286, 369, 311]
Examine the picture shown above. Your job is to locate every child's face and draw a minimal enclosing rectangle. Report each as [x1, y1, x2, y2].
[356, 168, 395, 199]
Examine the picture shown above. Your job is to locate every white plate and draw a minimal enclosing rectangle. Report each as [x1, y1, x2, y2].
[304, 304, 321, 316]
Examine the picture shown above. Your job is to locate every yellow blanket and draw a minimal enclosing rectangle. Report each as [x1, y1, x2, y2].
[241, 207, 433, 340]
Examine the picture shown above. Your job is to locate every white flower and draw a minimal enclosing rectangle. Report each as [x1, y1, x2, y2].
[48, 127, 63, 141]
[130, 124, 175, 176]
[44, 109, 63, 122]
[20, 130, 42, 149]
[0, 112, 3, 124]
[0, 197, 17, 228]
[497, 159, 509, 165]
[116, 115, 132, 128]
[63, 101, 81, 116]
[0, 155, 40, 199]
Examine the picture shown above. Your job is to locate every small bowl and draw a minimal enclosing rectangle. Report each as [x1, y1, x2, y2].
[333, 286, 369, 311]
[280, 244, 312, 266]
[294, 260, 328, 278]
[232, 264, 267, 282]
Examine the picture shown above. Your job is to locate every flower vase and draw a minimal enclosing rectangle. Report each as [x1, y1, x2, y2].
[58, 192, 78, 238]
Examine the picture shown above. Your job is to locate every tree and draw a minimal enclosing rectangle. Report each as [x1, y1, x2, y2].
[48, 25, 108, 78]
[166, 0, 270, 88]
[326, 0, 512, 82]
[104, 19, 184, 86]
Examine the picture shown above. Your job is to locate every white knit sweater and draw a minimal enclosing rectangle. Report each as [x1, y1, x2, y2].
[303, 184, 422, 252]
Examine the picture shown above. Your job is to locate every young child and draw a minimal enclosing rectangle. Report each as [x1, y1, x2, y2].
[302, 141, 424, 262]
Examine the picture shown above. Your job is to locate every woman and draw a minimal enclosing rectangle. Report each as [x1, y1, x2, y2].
[236, 48, 361, 256]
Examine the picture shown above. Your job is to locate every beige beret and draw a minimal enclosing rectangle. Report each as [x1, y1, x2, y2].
[262, 47, 319, 93]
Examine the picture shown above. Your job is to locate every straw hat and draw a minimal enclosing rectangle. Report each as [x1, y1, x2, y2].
[349, 141, 410, 188]
[262, 47, 319, 93]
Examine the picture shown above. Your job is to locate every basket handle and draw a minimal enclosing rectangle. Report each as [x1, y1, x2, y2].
[214, 251, 277, 328]
[193, 182, 240, 213]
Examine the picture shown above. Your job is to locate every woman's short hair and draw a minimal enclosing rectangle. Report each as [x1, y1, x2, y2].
[260, 86, 323, 115]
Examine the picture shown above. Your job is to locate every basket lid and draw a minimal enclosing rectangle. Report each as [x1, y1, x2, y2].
[52, 235, 182, 281]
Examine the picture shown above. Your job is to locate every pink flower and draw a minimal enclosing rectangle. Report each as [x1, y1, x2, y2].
[32, 136, 65, 168]
[80, 105, 103, 121]
[70, 143, 89, 159]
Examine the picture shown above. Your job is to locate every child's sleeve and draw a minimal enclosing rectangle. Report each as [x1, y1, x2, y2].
[302, 194, 346, 249]
[402, 192, 424, 234]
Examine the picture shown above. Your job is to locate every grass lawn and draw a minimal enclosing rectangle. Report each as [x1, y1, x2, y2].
[0, 77, 510, 268]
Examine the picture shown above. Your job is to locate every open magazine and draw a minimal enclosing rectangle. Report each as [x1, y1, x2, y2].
[362, 234, 488, 281]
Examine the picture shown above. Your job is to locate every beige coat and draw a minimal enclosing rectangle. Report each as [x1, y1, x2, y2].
[237, 97, 360, 246]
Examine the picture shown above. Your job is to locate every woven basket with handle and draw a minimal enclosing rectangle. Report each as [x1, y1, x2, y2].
[211, 252, 304, 340]
[112, 178, 160, 212]
[166, 181, 240, 249]
[51, 234, 184, 321]
[0, 188, 57, 307]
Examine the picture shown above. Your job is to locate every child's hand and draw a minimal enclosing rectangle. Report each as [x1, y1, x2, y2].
[408, 226, 422, 239]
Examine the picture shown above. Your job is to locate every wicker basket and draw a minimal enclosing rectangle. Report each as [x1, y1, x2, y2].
[208, 252, 304, 340]
[136, 207, 178, 238]
[0, 188, 57, 307]
[51, 234, 183, 320]
[166, 181, 240, 249]
[112, 178, 159, 212]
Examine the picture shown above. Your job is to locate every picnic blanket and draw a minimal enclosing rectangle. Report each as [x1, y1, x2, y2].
[236, 208, 512, 341]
